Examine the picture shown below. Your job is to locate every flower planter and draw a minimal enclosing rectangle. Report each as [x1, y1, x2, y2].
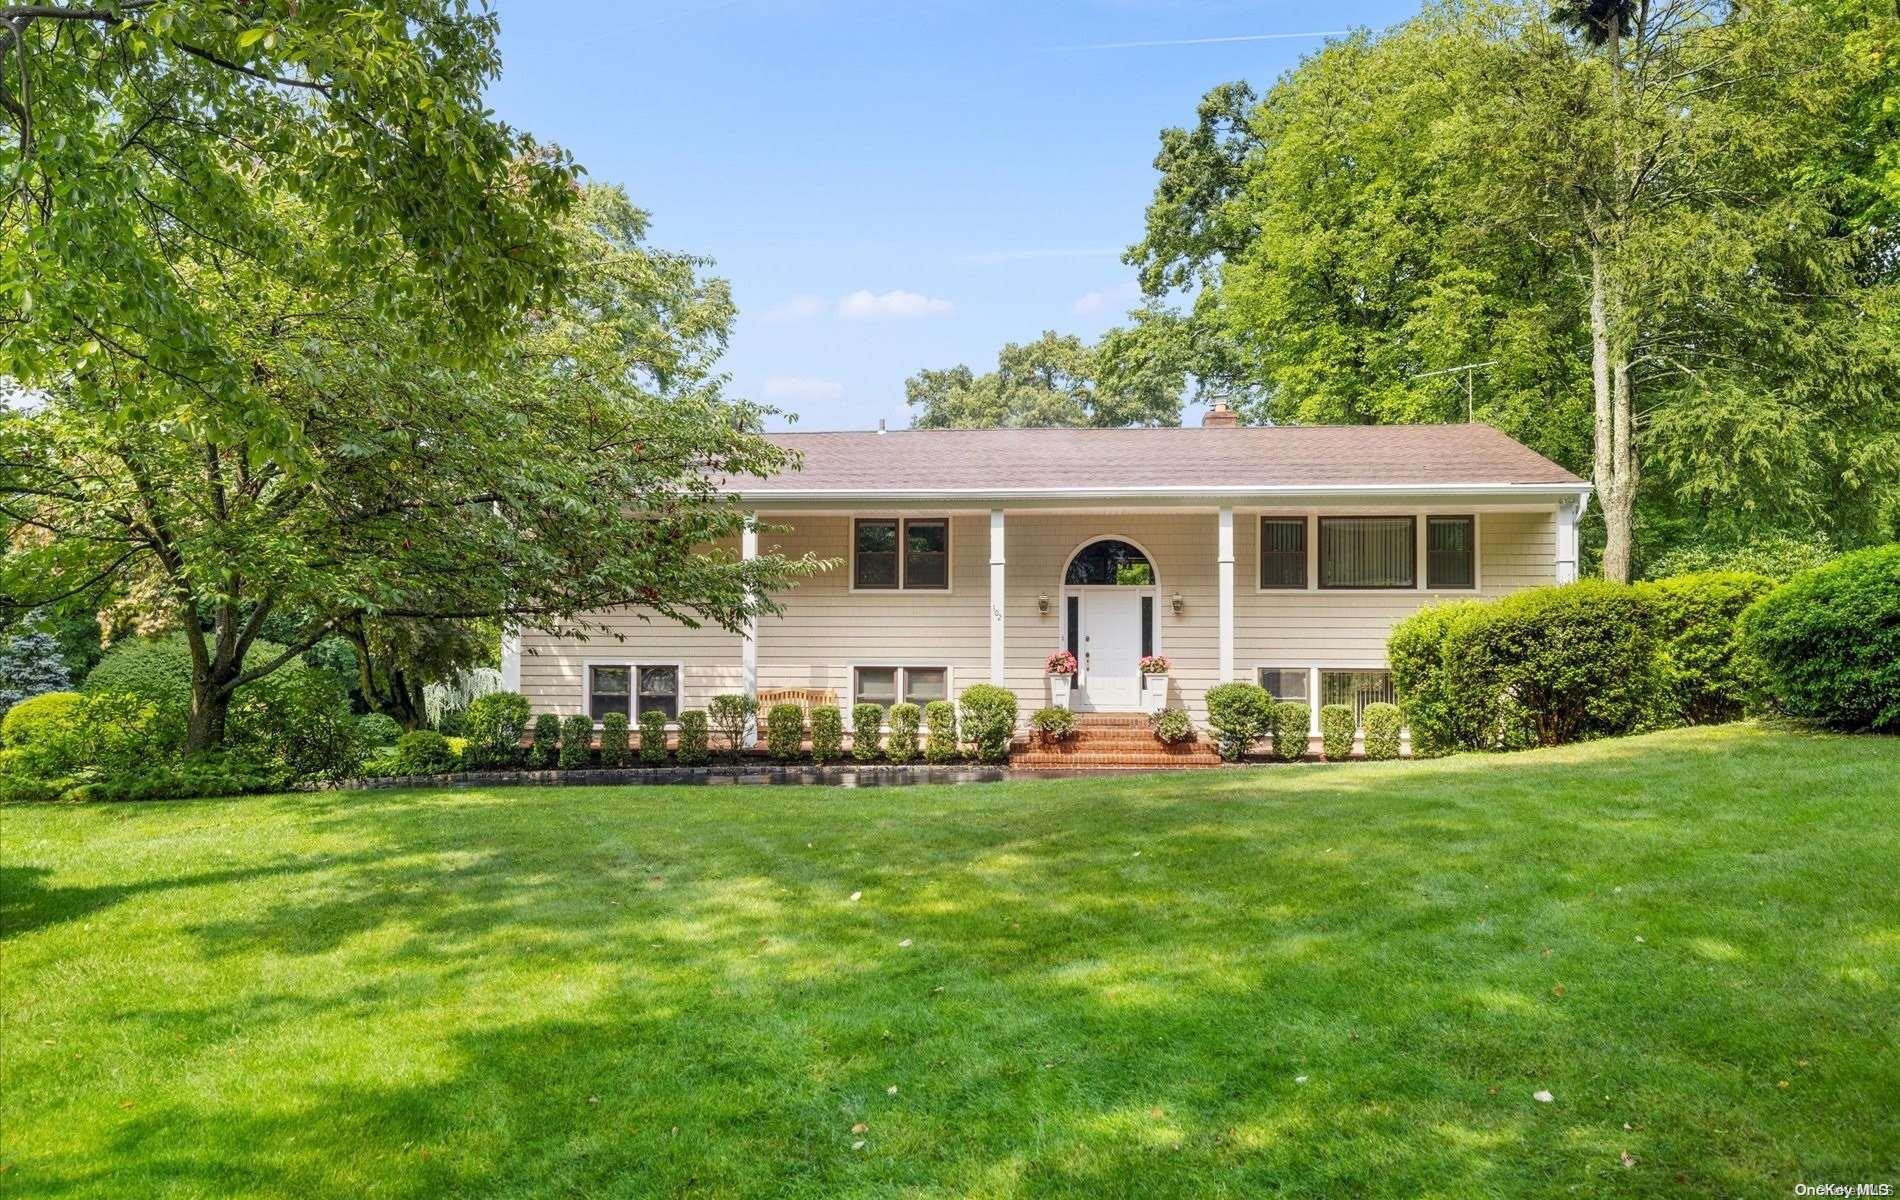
[1141, 673, 1169, 714]
[1048, 673, 1073, 709]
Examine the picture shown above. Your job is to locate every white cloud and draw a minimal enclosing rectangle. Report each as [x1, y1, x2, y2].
[761, 292, 828, 322]
[763, 375, 845, 401]
[1072, 280, 1143, 315]
[836, 289, 955, 320]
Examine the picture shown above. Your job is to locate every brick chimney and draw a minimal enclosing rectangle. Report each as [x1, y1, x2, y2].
[1201, 399, 1237, 429]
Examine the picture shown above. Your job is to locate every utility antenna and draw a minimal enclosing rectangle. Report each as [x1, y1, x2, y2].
[1414, 360, 1499, 422]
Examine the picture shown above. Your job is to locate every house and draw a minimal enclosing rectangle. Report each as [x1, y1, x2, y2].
[502, 409, 1592, 753]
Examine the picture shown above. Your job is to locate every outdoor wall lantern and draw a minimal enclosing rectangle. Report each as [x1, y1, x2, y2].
[1037, 592, 1052, 615]
[1170, 592, 1185, 614]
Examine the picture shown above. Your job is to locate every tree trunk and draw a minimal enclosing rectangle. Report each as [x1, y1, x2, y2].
[185, 675, 232, 753]
[1589, 246, 1637, 582]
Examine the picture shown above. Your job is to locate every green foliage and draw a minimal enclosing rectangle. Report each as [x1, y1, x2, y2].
[598, 712, 631, 768]
[851, 703, 886, 763]
[392, 731, 458, 777]
[923, 701, 959, 764]
[675, 710, 711, 766]
[1644, 531, 1840, 583]
[1148, 708, 1195, 745]
[356, 713, 403, 748]
[1739, 545, 1900, 732]
[1389, 601, 1496, 756]
[1, 691, 80, 752]
[1204, 682, 1272, 761]
[1269, 702, 1311, 763]
[236, 669, 362, 782]
[463, 692, 531, 770]
[1444, 581, 1659, 746]
[906, 331, 1183, 430]
[958, 686, 1019, 764]
[885, 703, 921, 764]
[1637, 572, 1778, 725]
[1363, 703, 1404, 760]
[1319, 705, 1356, 761]
[1030, 706, 1079, 743]
[66, 752, 287, 803]
[809, 706, 845, 765]
[765, 704, 806, 762]
[531, 714, 562, 770]
[0, 690, 168, 794]
[639, 710, 669, 766]
[558, 715, 595, 771]
[707, 695, 758, 758]
[0, 632, 72, 719]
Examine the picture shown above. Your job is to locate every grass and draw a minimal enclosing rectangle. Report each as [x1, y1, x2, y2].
[2, 723, 1896, 1198]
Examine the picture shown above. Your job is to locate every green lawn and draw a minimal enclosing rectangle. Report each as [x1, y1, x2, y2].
[3, 724, 1896, 1198]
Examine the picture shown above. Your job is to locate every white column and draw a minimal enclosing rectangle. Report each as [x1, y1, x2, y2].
[989, 509, 1007, 685]
[500, 626, 520, 692]
[1555, 496, 1580, 584]
[742, 519, 759, 743]
[1217, 507, 1235, 683]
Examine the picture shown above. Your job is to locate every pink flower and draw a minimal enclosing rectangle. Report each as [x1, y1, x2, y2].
[1139, 655, 1171, 675]
[1045, 650, 1078, 675]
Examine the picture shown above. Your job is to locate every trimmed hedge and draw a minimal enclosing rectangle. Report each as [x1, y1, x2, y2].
[639, 709, 668, 765]
[1363, 703, 1402, 760]
[959, 685, 1018, 764]
[1637, 571, 1776, 725]
[886, 703, 921, 764]
[766, 704, 806, 761]
[1739, 544, 1900, 732]
[810, 705, 844, 764]
[676, 710, 710, 765]
[558, 714, 594, 769]
[1269, 701, 1310, 762]
[1205, 682, 1271, 761]
[531, 713, 561, 768]
[923, 700, 958, 763]
[1319, 704, 1355, 761]
[851, 703, 885, 762]
[393, 730, 458, 775]
[598, 711, 630, 767]
[708, 694, 757, 758]
[1388, 600, 1490, 757]
[1, 690, 81, 751]
[463, 691, 530, 769]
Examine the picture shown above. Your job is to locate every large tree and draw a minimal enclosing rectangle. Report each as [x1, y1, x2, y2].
[2, 186, 816, 749]
[906, 329, 1186, 429]
[1127, 0, 1900, 578]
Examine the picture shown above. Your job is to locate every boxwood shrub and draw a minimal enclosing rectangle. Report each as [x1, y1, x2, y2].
[707, 694, 758, 758]
[958, 685, 1018, 764]
[886, 702, 921, 763]
[1204, 682, 1271, 761]
[1739, 544, 1900, 732]
[1269, 701, 1310, 762]
[463, 691, 530, 769]
[598, 711, 630, 767]
[1318, 704, 1355, 761]
[1388, 600, 1492, 756]
[639, 709, 668, 765]
[851, 703, 885, 762]
[766, 703, 806, 761]
[1363, 703, 1403, 760]
[1637, 570, 1776, 725]
[676, 709, 710, 765]
[393, 729, 458, 776]
[809, 705, 844, 764]
[558, 714, 594, 769]
[530, 713, 562, 768]
[922, 700, 958, 763]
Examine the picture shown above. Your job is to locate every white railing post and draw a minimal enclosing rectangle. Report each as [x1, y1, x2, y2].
[742, 518, 759, 745]
[1217, 507, 1235, 683]
[989, 509, 1007, 685]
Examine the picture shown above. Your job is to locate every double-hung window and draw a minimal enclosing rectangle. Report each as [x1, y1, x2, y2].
[854, 518, 949, 590]
[588, 664, 678, 722]
[1259, 517, 1308, 589]
[1426, 516, 1477, 589]
[854, 666, 948, 714]
[1319, 517, 1417, 589]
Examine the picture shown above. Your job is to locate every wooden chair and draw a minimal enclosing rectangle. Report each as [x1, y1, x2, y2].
[756, 687, 839, 722]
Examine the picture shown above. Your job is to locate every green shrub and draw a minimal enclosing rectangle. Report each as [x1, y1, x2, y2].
[598, 711, 631, 767]
[707, 694, 758, 758]
[851, 702, 885, 762]
[1388, 600, 1493, 756]
[1636, 571, 1776, 725]
[959, 685, 1018, 764]
[1645, 531, 1837, 582]
[85, 633, 310, 755]
[1739, 544, 1900, 733]
[393, 730, 458, 775]
[356, 712, 403, 747]
[1443, 580, 1658, 746]
[638, 709, 668, 765]
[766, 704, 806, 761]
[885, 703, 920, 763]
[69, 751, 288, 803]
[237, 668, 360, 781]
[1363, 702, 1403, 760]
[676, 710, 710, 765]
[1319, 704, 1355, 761]
[809, 705, 844, 764]
[558, 714, 594, 769]
[1204, 682, 1271, 761]
[1149, 707, 1194, 745]
[1, 690, 81, 751]
[1269, 701, 1310, 762]
[463, 691, 531, 769]
[923, 700, 957, 763]
[530, 713, 562, 768]
[1030, 706, 1078, 744]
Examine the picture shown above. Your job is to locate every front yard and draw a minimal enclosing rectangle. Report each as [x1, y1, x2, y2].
[2, 724, 1895, 1197]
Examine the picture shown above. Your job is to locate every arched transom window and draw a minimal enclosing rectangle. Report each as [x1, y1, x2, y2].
[1064, 539, 1155, 586]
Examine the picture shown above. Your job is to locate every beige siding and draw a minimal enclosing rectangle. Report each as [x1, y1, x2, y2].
[516, 507, 1558, 725]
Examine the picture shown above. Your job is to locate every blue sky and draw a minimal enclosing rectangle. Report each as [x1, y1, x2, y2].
[489, 1, 1418, 430]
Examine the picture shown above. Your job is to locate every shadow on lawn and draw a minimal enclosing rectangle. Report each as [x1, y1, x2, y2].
[11, 727, 1898, 1198]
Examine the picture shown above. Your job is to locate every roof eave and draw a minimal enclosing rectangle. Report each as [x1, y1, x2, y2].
[733, 482, 1594, 504]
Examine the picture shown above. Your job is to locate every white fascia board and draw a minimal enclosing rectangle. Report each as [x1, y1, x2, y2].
[734, 482, 1595, 504]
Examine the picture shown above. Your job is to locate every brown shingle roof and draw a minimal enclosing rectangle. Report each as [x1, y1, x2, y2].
[735, 424, 1585, 495]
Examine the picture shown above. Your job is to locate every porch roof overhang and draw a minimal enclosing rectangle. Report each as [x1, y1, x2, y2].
[733, 481, 1596, 511]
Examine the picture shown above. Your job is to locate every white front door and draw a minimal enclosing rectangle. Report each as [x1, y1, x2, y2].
[1077, 590, 1143, 710]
